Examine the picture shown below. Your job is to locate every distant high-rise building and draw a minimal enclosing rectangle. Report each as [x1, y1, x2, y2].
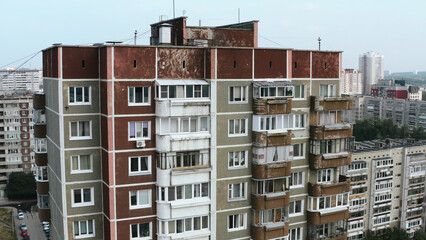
[0, 69, 42, 95]
[359, 52, 384, 94]
[341, 69, 363, 94]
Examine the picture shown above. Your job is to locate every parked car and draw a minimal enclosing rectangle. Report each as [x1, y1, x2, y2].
[44, 224, 50, 231]
[21, 229, 28, 237]
[20, 223, 27, 231]
[41, 221, 49, 226]
[18, 211, 24, 220]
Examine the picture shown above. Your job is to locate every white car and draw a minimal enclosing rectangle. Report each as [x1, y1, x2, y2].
[18, 212, 24, 220]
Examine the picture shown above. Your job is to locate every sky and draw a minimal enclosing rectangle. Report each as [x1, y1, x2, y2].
[1, 0, 425, 72]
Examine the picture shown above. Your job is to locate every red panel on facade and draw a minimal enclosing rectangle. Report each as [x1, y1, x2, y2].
[217, 48, 252, 79]
[115, 185, 156, 219]
[115, 151, 156, 185]
[113, 81, 155, 115]
[157, 48, 204, 79]
[114, 116, 156, 151]
[291, 51, 310, 78]
[99, 47, 110, 80]
[254, 49, 287, 78]
[102, 183, 112, 219]
[114, 47, 156, 79]
[312, 51, 340, 78]
[62, 47, 99, 79]
[42, 48, 59, 78]
[395, 90, 408, 99]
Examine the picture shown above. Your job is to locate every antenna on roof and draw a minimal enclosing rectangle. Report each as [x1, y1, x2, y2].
[173, 0, 175, 18]
[317, 37, 322, 51]
[134, 30, 137, 45]
[238, 8, 240, 23]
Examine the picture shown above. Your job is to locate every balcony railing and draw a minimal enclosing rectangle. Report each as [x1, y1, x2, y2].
[155, 99, 210, 117]
[309, 152, 351, 169]
[307, 209, 349, 225]
[251, 222, 289, 240]
[310, 124, 353, 140]
[308, 175, 350, 197]
[251, 192, 290, 210]
[252, 162, 291, 179]
[253, 130, 292, 148]
[253, 98, 292, 115]
[311, 96, 353, 111]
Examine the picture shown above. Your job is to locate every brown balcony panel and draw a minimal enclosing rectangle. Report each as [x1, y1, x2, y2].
[307, 209, 349, 225]
[251, 192, 290, 210]
[309, 153, 351, 169]
[310, 125, 353, 140]
[251, 222, 289, 240]
[308, 177, 350, 197]
[34, 125, 47, 138]
[33, 93, 46, 109]
[253, 130, 292, 148]
[308, 232, 348, 240]
[253, 98, 292, 115]
[311, 96, 353, 111]
[37, 181, 49, 195]
[35, 153, 48, 166]
[38, 208, 50, 222]
[252, 162, 291, 179]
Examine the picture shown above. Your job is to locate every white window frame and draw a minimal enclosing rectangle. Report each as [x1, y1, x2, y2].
[35, 138, 47, 153]
[69, 121, 92, 140]
[294, 84, 306, 100]
[71, 187, 94, 207]
[293, 143, 305, 159]
[35, 165, 48, 182]
[289, 227, 303, 240]
[290, 172, 304, 188]
[228, 213, 246, 231]
[228, 118, 248, 137]
[289, 199, 304, 216]
[128, 121, 151, 141]
[320, 84, 336, 97]
[228, 151, 247, 169]
[228, 182, 247, 201]
[129, 156, 152, 176]
[128, 86, 150, 106]
[69, 86, 91, 105]
[71, 155, 93, 174]
[73, 219, 95, 238]
[229, 86, 248, 104]
[129, 189, 152, 209]
[317, 169, 333, 184]
[130, 222, 152, 239]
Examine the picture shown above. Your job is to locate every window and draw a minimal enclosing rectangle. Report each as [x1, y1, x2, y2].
[157, 151, 209, 170]
[289, 200, 303, 216]
[228, 151, 247, 169]
[319, 84, 336, 97]
[293, 143, 304, 158]
[253, 178, 287, 195]
[259, 86, 293, 98]
[228, 213, 246, 231]
[228, 119, 247, 136]
[253, 208, 288, 225]
[228, 183, 247, 201]
[131, 222, 151, 239]
[129, 121, 150, 140]
[290, 227, 302, 240]
[70, 121, 91, 140]
[129, 156, 151, 175]
[129, 87, 150, 105]
[38, 194, 49, 209]
[317, 169, 333, 183]
[158, 216, 209, 234]
[158, 117, 209, 133]
[158, 84, 209, 99]
[72, 188, 94, 207]
[158, 183, 209, 202]
[254, 114, 305, 131]
[71, 155, 92, 173]
[73, 220, 94, 238]
[35, 166, 48, 181]
[69, 86, 90, 104]
[290, 172, 304, 188]
[294, 85, 306, 99]
[35, 138, 47, 153]
[130, 190, 151, 209]
[229, 86, 247, 103]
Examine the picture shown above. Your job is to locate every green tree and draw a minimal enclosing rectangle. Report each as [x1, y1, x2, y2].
[6, 172, 36, 200]
[411, 127, 426, 140]
[413, 230, 426, 240]
[381, 227, 409, 240]
[354, 118, 378, 141]
[399, 124, 410, 139]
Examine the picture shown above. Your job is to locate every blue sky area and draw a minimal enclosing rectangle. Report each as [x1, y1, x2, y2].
[1, 0, 425, 72]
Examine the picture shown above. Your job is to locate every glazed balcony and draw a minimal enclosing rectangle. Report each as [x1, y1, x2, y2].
[308, 232, 347, 240]
[155, 99, 210, 117]
[310, 124, 353, 140]
[157, 166, 211, 187]
[33, 93, 46, 109]
[253, 98, 292, 115]
[252, 192, 290, 210]
[253, 130, 292, 148]
[252, 162, 291, 179]
[251, 222, 289, 240]
[307, 209, 349, 225]
[309, 152, 351, 169]
[308, 176, 350, 197]
[156, 133, 210, 152]
[310, 96, 353, 111]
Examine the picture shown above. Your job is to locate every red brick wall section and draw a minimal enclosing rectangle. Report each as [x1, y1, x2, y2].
[254, 49, 287, 79]
[312, 52, 340, 78]
[114, 151, 156, 185]
[114, 47, 156, 79]
[114, 116, 156, 151]
[292, 51, 311, 78]
[113, 81, 155, 115]
[217, 48, 252, 79]
[115, 185, 156, 219]
[157, 48, 204, 79]
[62, 47, 99, 79]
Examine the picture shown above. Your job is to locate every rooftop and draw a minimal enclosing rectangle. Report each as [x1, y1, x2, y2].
[354, 139, 426, 153]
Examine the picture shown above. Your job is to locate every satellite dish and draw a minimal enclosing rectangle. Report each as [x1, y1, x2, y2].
[182, 10, 187, 16]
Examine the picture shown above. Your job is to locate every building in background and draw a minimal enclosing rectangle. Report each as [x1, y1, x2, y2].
[359, 52, 384, 94]
[0, 69, 42, 96]
[348, 139, 426, 239]
[41, 17, 353, 240]
[341, 69, 363, 95]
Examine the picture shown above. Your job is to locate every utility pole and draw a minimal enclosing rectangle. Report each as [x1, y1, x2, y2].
[318, 37, 322, 51]
[134, 30, 137, 45]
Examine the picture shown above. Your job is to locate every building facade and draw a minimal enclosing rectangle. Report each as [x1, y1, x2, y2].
[0, 69, 42, 96]
[41, 17, 353, 240]
[359, 52, 384, 95]
[341, 69, 362, 95]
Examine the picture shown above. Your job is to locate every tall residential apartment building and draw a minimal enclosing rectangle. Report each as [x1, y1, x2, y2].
[40, 17, 353, 240]
[0, 96, 34, 197]
[347, 139, 426, 239]
[359, 52, 384, 94]
[341, 69, 362, 95]
[0, 69, 42, 95]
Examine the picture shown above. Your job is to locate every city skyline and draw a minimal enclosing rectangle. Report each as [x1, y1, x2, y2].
[1, 0, 426, 72]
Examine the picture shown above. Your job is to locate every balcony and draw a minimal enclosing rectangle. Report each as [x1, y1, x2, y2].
[252, 162, 291, 179]
[157, 166, 211, 187]
[253, 98, 292, 115]
[34, 125, 46, 138]
[37, 181, 49, 195]
[310, 124, 353, 140]
[308, 176, 350, 197]
[311, 96, 353, 111]
[309, 152, 351, 169]
[157, 198, 210, 219]
[33, 93, 46, 109]
[252, 192, 290, 210]
[156, 133, 210, 152]
[307, 209, 349, 225]
[308, 232, 347, 240]
[251, 222, 289, 240]
[156, 99, 210, 117]
[253, 130, 292, 148]
[38, 208, 50, 222]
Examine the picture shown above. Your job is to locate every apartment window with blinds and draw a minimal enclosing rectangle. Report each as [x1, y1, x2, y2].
[69, 86, 90, 104]
[320, 84, 336, 97]
[128, 86, 150, 105]
[228, 119, 247, 136]
[73, 220, 94, 238]
[70, 121, 91, 140]
[129, 121, 150, 140]
[71, 155, 92, 173]
[229, 86, 247, 103]
[129, 190, 151, 209]
[228, 213, 246, 231]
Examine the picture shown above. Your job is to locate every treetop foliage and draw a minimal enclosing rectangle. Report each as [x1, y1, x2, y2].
[354, 118, 426, 141]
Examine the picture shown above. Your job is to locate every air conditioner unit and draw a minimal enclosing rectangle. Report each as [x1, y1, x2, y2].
[136, 140, 146, 148]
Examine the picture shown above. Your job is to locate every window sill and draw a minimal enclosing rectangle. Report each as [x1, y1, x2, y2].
[228, 227, 246, 232]
[293, 98, 307, 101]
[129, 171, 152, 176]
[71, 170, 93, 174]
[228, 134, 248, 138]
[68, 103, 92, 106]
[72, 203, 94, 208]
[289, 213, 304, 217]
[128, 103, 151, 107]
[70, 137, 92, 141]
[74, 234, 95, 239]
[128, 138, 151, 141]
[290, 185, 304, 189]
[228, 198, 247, 202]
[228, 166, 248, 170]
[228, 101, 248, 104]
[130, 204, 152, 210]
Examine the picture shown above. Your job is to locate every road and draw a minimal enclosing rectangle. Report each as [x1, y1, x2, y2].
[13, 208, 47, 240]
